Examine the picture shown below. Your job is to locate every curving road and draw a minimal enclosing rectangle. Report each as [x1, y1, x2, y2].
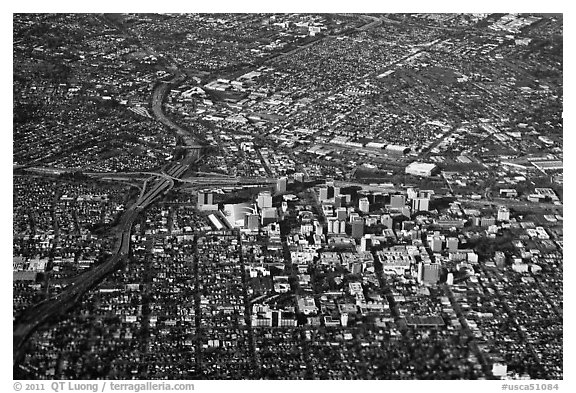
[13, 171, 178, 365]
[15, 13, 260, 369]
[14, 13, 384, 368]
[14, 32, 206, 365]
[150, 74, 204, 162]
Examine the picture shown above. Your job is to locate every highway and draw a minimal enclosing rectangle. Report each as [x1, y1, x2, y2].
[268, 15, 383, 64]
[150, 75, 204, 158]
[14, 155, 274, 365]
[356, 15, 383, 31]
[459, 197, 562, 211]
[14, 14, 264, 369]
[13, 22, 202, 360]
[13, 13, 400, 367]
[88, 166, 275, 188]
[13, 165, 177, 366]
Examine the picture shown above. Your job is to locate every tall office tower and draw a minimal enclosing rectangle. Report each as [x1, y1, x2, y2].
[381, 214, 393, 229]
[412, 197, 430, 212]
[421, 198, 430, 212]
[401, 206, 411, 218]
[417, 262, 424, 283]
[327, 217, 338, 234]
[365, 216, 378, 227]
[327, 186, 335, 200]
[197, 191, 213, 208]
[247, 214, 260, 231]
[276, 177, 287, 193]
[360, 235, 372, 252]
[359, 197, 370, 213]
[319, 187, 329, 202]
[446, 237, 459, 252]
[419, 190, 434, 199]
[294, 173, 305, 183]
[497, 206, 510, 221]
[390, 194, 406, 208]
[334, 195, 343, 208]
[422, 263, 441, 284]
[334, 219, 343, 234]
[432, 236, 442, 253]
[339, 220, 346, 234]
[337, 207, 347, 221]
[257, 191, 272, 209]
[261, 207, 278, 225]
[333, 187, 341, 198]
[318, 183, 339, 201]
[402, 221, 415, 231]
[352, 218, 364, 239]
[314, 220, 323, 235]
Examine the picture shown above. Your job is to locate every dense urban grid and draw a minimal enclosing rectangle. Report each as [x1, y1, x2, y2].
[13, 13, 562, 380]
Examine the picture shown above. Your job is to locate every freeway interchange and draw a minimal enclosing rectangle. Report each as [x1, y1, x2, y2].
[13, 14, 391, 367]
[13, 61, 270, 366]
[13, 163, 179, 365]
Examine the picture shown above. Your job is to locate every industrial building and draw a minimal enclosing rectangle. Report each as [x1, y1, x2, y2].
[405, 162, 439, 177]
